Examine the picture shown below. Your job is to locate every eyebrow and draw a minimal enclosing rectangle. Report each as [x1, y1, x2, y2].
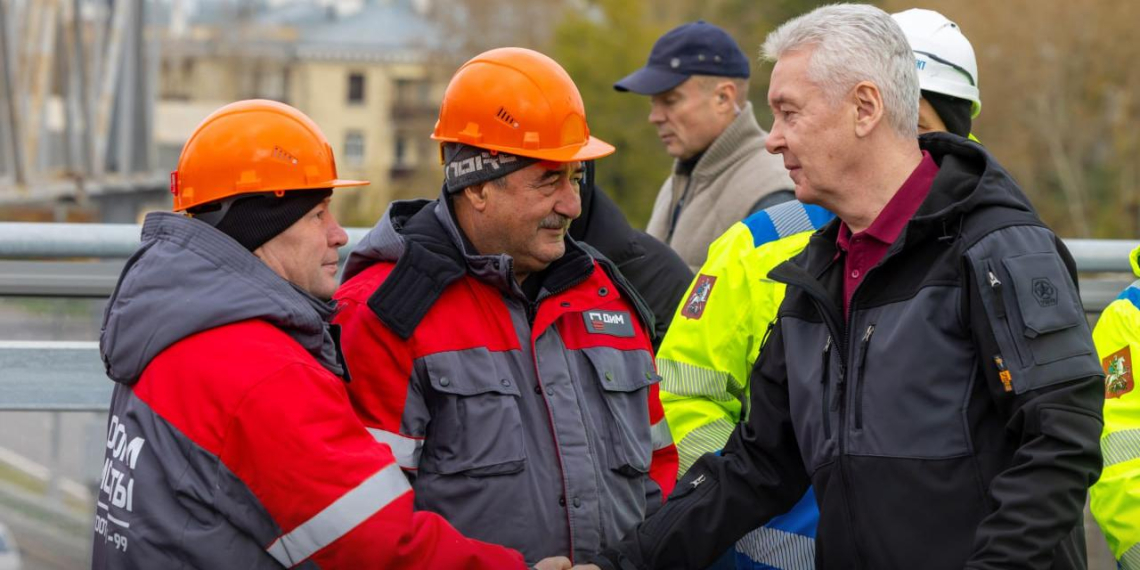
[538, 167, 583, 182]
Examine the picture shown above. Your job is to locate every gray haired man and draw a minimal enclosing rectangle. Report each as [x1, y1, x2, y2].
[579, 4, 1103, 569]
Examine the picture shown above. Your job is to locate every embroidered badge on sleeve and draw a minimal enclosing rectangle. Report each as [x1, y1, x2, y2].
[681, 274, 717, 320]
[1103, 346, 1134, 399]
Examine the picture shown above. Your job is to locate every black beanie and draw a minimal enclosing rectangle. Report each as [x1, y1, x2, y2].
[922, 90, 973, 139]
[207, 189, 333, 251]
[442, 143, 538, 193]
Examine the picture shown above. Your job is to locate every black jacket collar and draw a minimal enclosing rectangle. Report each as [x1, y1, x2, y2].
[367, 189, 595, 339]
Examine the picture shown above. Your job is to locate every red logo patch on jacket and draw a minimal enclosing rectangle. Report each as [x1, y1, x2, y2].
[1103, 346, 1134, 399]
[582, 310, 634, 337]
[681, 274, 717, 319]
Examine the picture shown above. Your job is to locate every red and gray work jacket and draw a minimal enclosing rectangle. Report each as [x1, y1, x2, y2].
[335, 197, 679, 564]
[93, 212, 526, 569]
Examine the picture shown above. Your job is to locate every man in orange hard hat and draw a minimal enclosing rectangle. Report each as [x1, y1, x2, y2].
[94, 99, 566, 569]
[334, 48, 680, 565]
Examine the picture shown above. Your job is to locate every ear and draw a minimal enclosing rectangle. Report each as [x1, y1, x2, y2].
[852, 81, 885, 138]
[714, 81, 737, 113]
[462, 182, 491, 213]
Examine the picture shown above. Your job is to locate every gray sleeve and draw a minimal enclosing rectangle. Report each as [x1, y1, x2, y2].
[963, 225, 1103, 393]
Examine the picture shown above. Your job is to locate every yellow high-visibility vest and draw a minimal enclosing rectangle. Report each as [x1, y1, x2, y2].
[657, 201, 834, 474]
[1090, 244, 1140, 570]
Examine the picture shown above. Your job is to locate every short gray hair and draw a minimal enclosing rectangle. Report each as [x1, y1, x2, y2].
[692, 75, 750, 106]
[761, 3, 918, 138]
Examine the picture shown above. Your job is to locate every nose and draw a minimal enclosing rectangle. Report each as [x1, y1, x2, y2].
[555, 178, 582, 220]
[648, 102, 665, 126]
[328, 214, 349, 248]
[765, 118, 786, 156]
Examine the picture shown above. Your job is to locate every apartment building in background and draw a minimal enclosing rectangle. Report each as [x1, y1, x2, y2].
[157, 0, 446, 224]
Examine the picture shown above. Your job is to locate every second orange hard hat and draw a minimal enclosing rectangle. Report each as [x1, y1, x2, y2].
[171, 99, 368, 212]
[432, 48, 615, 163]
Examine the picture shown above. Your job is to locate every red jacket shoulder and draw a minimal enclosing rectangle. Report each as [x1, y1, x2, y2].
[335, 262, 397, 305]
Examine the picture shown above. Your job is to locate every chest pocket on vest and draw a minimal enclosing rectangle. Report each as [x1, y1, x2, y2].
[582, 347, 657, 477]
[420, 348, 527, 476]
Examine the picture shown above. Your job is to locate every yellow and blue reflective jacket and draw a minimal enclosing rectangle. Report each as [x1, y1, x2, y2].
[1090, 244, 1140, 570]
[658, 200, 834, 570]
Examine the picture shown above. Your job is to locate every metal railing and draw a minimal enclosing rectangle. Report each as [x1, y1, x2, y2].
[0, 220, 1132, 269]
[0, 221, 1137, 412]
[0, 222, 373, 297]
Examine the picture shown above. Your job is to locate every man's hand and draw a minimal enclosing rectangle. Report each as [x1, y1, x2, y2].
[570, 565, 602, 570]
[533, 556, 572, 570]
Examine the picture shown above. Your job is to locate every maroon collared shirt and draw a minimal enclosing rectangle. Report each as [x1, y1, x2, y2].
[837, 151, 939, 318]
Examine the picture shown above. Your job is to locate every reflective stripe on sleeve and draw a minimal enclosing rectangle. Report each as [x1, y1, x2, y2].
[736, 526, 815, 570]
[651, 418, 674, 451]
[367, 428, 423, 470]
[675, 418, 736, 475]
[266, 463, 411, 567]
[1102, 428, 1140, 468]
[657, 358, 742, 401]
[1123, 541, 1140, 570]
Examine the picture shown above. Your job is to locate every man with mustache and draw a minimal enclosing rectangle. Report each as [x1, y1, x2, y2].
[615, 21, 793, 271]
[333, 48, 679, 566]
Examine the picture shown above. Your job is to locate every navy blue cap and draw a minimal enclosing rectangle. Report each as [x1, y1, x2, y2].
[614, 21, 750, 95]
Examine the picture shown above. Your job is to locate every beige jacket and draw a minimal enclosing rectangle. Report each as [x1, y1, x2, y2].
[645, 102, 792, 270]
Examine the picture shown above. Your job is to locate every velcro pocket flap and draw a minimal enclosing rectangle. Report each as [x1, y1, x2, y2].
[420, 348, 525, 476]
[588, 348, 658, 393]
[424, 348, 521, 397]
[1002, 253, 1083, 338]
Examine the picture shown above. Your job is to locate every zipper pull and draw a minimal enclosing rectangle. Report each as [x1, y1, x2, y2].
[690, 474, 707, 488]
[833, 357, 846, 412]
[825, 332, 834, 387]
[993, 354, 1013, 392]
[821, 335, 833, 386]
[987, 270, 1007, 318]
[853, 325, 876, 429]
[987, 271, 1001, 288]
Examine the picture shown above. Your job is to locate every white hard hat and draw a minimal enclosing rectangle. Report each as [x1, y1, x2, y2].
[892, 8, 981, 118]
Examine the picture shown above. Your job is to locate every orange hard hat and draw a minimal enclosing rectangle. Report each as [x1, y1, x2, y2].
[432, 48, 615, 163]
[170, 99, 368, 212]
